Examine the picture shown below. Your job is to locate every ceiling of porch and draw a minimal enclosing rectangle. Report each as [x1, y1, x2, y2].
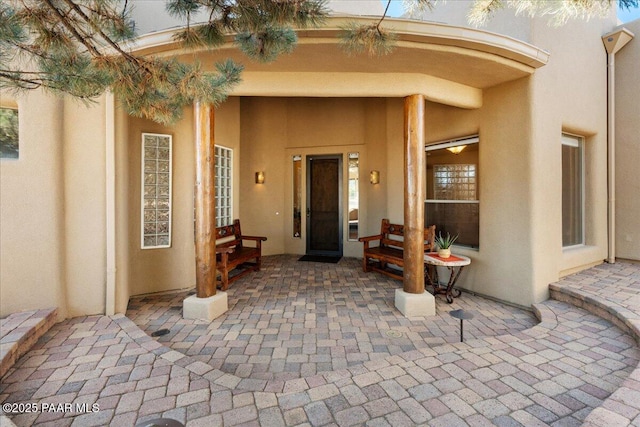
[132, 16, 549, 109]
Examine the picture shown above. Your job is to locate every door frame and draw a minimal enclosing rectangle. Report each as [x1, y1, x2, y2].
[306, 154, 343, 256]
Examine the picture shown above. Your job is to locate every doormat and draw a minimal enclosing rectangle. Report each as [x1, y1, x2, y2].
[298, 255, 342, 263]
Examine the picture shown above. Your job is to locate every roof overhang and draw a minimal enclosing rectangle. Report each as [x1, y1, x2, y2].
[128, 16, 549, 109]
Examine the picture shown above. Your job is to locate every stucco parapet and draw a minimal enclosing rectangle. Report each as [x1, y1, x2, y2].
[126, 16, 548, 81]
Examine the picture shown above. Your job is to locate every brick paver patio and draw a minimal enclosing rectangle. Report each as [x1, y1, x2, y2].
[127, 256, 538, 381]
[1, 257, 639, 426]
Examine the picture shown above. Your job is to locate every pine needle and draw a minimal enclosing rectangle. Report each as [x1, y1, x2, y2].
[340, 22, 397, 57]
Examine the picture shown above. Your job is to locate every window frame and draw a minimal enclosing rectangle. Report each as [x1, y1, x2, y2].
[561, 133, 585, 249]
[425, 135, 479, 249]
[347, 152, 359, 241]
[140, 132, 173, 249]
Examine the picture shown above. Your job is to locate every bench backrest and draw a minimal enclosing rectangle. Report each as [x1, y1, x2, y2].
[380, 219, 436, 252]
[215, 219, 243, 249]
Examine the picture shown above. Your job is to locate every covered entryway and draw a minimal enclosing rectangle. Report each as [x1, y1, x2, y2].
[112, 16, 550, 317]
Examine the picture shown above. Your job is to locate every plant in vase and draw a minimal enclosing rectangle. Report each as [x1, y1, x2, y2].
[434, 232, 458, 258]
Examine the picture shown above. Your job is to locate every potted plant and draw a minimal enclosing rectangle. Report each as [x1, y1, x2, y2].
[434, 232, 458, 258]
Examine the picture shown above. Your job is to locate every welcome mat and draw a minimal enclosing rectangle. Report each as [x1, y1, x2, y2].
[298, 255, 342, 263]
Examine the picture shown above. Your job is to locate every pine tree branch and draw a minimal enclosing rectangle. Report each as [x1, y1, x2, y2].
[377, 0, 392, 31]
[41, 0, 103, 57]
[0, 71, 42, 89]
[59, 0, 140, 65]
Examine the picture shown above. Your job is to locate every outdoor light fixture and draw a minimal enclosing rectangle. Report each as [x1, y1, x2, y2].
[446, 145, 467, 155]
[255, 171, 265, 184]
[370, 170, 380, 185]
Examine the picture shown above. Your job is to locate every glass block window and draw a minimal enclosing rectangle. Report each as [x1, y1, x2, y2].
[433, 164, 477, 200]
[141, 133, 172, 249]
[215, 145, 233, 227]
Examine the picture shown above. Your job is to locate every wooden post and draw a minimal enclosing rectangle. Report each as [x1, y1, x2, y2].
[403, 95, 426, 294]
[194, 102, 216, 298]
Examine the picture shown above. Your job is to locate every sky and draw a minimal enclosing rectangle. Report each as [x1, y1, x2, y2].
[618, 3, 640, 23]
[380, 1, 640, 23]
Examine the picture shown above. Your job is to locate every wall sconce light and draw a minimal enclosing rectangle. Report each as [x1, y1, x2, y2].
[255, 171, 265, 184]
[446, 145, 467, 155]
[370, 170, 380, 185]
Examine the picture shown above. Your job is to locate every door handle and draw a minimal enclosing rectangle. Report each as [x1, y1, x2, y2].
[307, 208, 311, 218]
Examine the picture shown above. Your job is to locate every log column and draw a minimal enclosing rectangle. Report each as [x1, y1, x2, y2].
[403, 94, 426, 295]
[194, 102, 217, 298]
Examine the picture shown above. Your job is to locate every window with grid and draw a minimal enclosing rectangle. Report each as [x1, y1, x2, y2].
[215, 145, 233, 227]
[433, 164, 477, 200]
[141, 133, 172, 249]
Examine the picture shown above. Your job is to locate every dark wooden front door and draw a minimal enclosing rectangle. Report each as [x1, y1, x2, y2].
[306, 155, 343, 256]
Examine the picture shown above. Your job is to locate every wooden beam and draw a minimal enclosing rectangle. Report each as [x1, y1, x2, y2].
[194, 102, 217, 298]
[403, 94, 426, 294]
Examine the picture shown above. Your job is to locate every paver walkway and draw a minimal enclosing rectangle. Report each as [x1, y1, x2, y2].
[1, 257, 639, 426]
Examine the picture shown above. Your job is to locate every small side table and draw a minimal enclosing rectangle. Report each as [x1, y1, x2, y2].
[424, 253, 471, 303]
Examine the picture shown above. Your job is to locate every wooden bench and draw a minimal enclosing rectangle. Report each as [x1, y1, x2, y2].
[359, 219, 436, 280]
[215, 219, 267, 290]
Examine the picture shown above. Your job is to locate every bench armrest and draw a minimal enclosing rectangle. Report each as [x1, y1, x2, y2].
[242, 235, 268, 242]
[358, 234, 383, 243]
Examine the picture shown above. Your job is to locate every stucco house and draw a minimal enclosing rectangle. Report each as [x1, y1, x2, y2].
[1, 1, 638, 321]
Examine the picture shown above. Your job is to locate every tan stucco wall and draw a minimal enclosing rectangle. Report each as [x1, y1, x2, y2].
[1, 92, 111, 319]
[62, 98, 108, 317]
[125, 99, 241, 297]
[615, 19, 640, 261]
[127, 111, 195, 297]
[239, 97, 387, 258]
[479, 79, 537, 305]
[0, 92, 68, 318]
[418, 81, 536, 306]
[531, 14, 614, 286]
